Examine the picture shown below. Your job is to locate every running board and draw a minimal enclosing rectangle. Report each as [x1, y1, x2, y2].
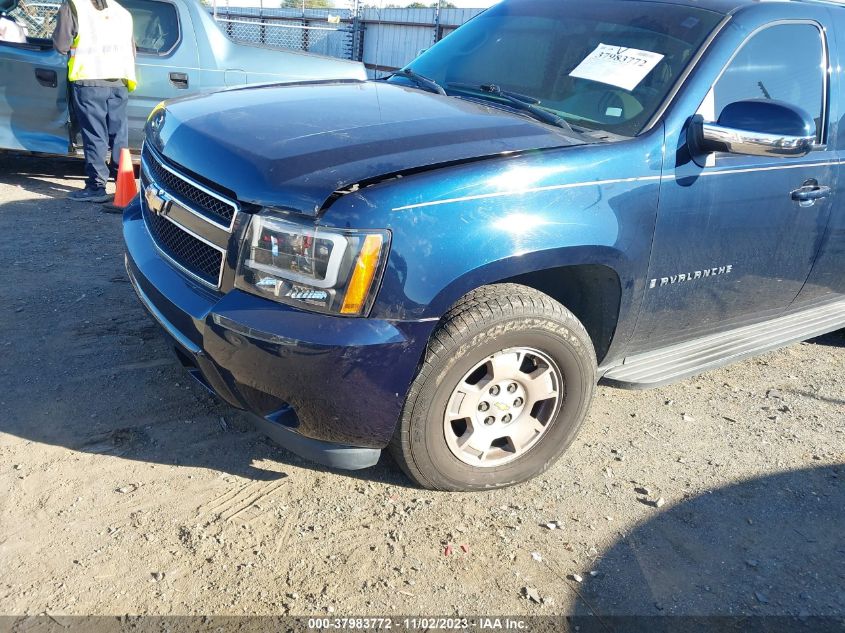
[601, 299, 845, 389]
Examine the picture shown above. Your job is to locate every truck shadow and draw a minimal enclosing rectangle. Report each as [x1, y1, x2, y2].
[567, 464, 845, 628]
[0, 151, 86, 197]
[808, 330, 845, 348]
[0, 155, 413, 487]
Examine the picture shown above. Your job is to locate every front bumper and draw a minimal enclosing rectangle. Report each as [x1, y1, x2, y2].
[122, 199, 434, 470]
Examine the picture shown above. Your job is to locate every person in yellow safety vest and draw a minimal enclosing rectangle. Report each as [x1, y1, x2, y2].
[52, 0, 136, 204]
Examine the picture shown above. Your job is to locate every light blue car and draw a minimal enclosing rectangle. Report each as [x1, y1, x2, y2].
[0, 0, 366, 153]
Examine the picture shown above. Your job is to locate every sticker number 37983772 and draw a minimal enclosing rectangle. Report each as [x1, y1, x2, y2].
[569, 43, 665, 92]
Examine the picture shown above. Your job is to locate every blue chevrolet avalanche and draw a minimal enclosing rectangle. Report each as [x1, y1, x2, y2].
[124, 0, 845, 491]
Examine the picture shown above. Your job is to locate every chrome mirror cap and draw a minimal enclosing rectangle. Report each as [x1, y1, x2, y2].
[700, 122, 815, 158]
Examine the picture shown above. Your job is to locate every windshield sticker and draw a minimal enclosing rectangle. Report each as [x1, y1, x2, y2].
[569, 44, 665, 92]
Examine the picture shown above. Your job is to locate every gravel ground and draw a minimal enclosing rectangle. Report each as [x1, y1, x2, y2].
[0, 153, 843, 620]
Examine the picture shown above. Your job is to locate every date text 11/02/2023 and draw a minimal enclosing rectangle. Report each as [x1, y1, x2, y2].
[305, 618, 529, 629]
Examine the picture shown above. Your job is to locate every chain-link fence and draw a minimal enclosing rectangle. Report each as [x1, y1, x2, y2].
[208, 3, 484, 76]
[205, 0, 359, 59]
[6, 0, 61, 40]
[210, 2, 356, 60]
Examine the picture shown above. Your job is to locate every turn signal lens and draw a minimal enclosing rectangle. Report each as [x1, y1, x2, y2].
[341, 234, 385, 315]
[147, 100, 166, 122]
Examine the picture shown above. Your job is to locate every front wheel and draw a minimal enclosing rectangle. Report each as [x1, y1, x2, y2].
[390, 284, 597, 491]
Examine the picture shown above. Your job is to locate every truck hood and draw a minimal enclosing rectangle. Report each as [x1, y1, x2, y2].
[145, 80, 586, 215]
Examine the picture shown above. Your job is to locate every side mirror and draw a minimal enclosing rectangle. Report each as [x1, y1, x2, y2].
[0, 0, 18, 12]
[688, 99, 817, 158]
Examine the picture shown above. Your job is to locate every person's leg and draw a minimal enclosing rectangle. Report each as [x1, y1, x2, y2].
[106, 85, 129, 178]
[70, 84, 110, 201]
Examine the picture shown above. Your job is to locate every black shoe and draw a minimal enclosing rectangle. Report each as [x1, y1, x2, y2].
[68, 187, 110, 203]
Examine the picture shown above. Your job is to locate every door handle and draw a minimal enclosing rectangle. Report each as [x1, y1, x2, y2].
[791, 184, 831, 203]
[35, 68, 57, 88]
[169, 72, 189, 89]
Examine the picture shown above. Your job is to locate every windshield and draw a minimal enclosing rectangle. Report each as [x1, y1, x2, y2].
[391, 0, 723, 137]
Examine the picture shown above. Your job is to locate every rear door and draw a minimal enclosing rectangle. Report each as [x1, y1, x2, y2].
[0, 0, 70, 153]
[121, 0, 198, 148]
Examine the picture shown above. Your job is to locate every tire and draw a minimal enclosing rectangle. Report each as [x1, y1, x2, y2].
[390, 283, 597, 491]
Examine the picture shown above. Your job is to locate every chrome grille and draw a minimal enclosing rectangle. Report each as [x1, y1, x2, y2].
[140, 144, 238, 290]
[143, 207, 224, 287]
[141, 145, 237, 228]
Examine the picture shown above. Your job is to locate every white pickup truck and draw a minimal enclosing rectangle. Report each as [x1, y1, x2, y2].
[0, 0, 365, 153]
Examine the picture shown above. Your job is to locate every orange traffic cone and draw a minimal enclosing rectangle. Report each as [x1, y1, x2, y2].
[110, 147, 138, 209]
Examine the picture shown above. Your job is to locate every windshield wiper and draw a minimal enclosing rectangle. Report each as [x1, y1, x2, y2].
[392, 68, 447, 96]
[448, 82, 574, 133]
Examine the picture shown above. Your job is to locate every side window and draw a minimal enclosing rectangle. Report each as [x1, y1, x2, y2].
[121, 0, 179, 55]
[713, 23, 826, 142]
[3, 0, 60, 42]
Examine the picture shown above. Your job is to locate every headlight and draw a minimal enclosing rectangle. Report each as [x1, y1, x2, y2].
[235, 213, 390, 316]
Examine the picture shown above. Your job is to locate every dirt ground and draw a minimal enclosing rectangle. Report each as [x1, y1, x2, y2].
[1, 153, 844, 622]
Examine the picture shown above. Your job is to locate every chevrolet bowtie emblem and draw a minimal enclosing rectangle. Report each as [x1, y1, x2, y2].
[494, 402, 510, 412]
[144, 184, 171, 216]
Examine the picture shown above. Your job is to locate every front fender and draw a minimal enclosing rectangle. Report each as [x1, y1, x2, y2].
[425, 245, 629, 317]
[376, 154, 660, 326]
[320, 131, 665, 361]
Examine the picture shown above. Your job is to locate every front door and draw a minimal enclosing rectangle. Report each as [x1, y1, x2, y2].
[0, 1, 70, 154]
[628, 20, 835, 352]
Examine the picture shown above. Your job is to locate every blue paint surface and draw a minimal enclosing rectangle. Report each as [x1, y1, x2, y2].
[123, 0, 844, 452]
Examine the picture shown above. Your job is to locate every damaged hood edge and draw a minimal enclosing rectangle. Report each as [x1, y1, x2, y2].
[146, 81, 587, 216]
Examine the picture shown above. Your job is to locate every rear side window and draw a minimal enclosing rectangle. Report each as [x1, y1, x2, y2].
[2, 1, 60, 41]
[121, 0, 179, 55]
[713, 23, 826, 141]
